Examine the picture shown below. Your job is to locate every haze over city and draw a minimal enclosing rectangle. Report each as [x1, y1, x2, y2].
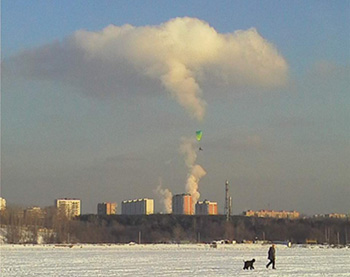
[1, 1, 349, 215]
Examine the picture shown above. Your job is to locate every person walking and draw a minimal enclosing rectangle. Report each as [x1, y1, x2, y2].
[266, 244, 276, 269]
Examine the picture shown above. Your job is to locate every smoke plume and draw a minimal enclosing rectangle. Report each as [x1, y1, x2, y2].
[154, 179, 173, 213]
[180, 137, 207, 208]
[7, 17, 288, 121]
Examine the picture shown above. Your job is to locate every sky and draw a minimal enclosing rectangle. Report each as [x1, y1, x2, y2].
[1, 1, 349, 215]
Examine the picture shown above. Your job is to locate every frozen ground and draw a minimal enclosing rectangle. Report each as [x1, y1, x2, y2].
[1, 243, 349, 276]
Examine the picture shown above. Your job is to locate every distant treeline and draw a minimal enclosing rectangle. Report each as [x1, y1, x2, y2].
[1, 208, 349, 245]
[77, 214, 350, 245]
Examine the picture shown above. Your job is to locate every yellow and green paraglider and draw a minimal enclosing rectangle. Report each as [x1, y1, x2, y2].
[196, 130, 203, 141]
[196, 130, 203, 150]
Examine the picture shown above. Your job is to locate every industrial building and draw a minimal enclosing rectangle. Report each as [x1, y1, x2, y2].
[195, 200, 218, 215]
[97, 202, 117, 215]
[172, 194, 193, 215]
[243, 209, 300, 219]
[0, 197, 6, 211]
[121, 198, 154, 215]
[55, 198, 81, 218]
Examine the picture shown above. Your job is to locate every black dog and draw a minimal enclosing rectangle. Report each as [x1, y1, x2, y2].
[243, 259, 255, 270]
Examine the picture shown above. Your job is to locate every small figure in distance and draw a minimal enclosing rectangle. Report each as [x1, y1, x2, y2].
[243, 258, 255, 270]
[266, 244, 276, 269]
[199, 147, 203, 151]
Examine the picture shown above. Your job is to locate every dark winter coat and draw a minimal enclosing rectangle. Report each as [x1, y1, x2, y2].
[268, 246, 276, 260]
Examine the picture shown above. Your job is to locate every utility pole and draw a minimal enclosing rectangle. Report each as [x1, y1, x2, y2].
[345, 227, 348, 245]
[229, 196, 232, 219]
[337, 231, 340, 245]
[225, 180, 231, 221]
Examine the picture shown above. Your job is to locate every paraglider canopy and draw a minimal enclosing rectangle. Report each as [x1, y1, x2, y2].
[196, 130, 203, 141]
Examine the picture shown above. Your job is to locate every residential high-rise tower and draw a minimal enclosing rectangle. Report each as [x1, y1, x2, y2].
[172, 193, 193, 215]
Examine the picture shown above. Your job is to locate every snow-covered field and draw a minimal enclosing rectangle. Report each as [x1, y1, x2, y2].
[1, 244, 349, 276]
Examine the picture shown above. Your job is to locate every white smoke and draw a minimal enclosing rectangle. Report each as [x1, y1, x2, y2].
[185, 164, 207, 206]
[7, 17, 288, 121]
[154, 179, 172, 213]
[180, 137, 198, 167]
[180, 137, 207, 209]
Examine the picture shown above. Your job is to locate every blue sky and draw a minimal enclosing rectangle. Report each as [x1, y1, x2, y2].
[2, 1, 349, 215]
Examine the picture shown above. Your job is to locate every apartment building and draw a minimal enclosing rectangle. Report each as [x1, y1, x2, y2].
[243, 209, 300, 219]
[55, 198, 81, 218]
[121, 198, 154, 215]
[97, 202, 117, 215]
[172, 194, 193, 215]
[0, 197, 6, 211]
[195, 200, 218, 215]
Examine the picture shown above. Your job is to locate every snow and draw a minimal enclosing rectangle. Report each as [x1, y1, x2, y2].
[1, 244, 349, 276]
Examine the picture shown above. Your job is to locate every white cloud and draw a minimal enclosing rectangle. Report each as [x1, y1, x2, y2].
[7, 17, 288, 120]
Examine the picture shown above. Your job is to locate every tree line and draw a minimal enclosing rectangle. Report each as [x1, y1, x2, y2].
[1, 207, 349, 245]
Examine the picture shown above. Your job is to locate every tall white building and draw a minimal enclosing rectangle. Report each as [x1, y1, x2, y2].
[121, 198, 154, 215]
[0, 197, 6, 211]
[55, 198, 81, 218]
